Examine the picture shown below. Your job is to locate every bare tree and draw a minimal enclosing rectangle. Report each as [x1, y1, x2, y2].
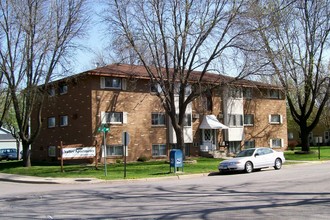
[246, 0, 330, 152]
[0, 0, 88, 167]
[101, 0, 254, 156]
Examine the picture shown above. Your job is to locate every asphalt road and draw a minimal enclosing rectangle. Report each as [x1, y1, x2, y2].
[0, 162, 330, 219]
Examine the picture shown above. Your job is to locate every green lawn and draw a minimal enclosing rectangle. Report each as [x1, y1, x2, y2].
[284, 146, 330, 161]
[1, 146, 329, 180]
[0, 157, 220, 180]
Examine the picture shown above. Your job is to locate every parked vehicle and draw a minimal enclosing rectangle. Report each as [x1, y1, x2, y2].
[218, 147, 285, 173]
[0, 148, 18, 161]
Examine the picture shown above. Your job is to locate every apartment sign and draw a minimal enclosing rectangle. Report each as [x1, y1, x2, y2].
[62, 147, 96, 159]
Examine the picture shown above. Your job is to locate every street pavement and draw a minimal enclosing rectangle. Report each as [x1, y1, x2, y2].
[0, 160, 323, 184]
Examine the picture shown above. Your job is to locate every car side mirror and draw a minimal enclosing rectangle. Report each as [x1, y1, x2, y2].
[254, 153, 259, 157]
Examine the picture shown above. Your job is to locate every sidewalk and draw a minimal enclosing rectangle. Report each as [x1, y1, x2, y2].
[0, 173, 105, 184]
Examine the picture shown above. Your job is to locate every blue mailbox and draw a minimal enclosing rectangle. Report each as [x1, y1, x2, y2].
[170, 149, 183, 173]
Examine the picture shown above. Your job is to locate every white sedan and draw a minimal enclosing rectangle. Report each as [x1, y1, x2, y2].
[218, 147, 285, 173]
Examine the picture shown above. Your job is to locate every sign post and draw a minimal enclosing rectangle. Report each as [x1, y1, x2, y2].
[122, 131, 130, 178]
[98, 124, 109, 176]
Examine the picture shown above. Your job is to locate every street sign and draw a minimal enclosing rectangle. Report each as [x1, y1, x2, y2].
[122, 131, 130, 146]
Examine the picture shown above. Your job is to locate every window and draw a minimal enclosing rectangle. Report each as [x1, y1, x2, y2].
[152, 144, 167, 157]
[59, 84, 68, 95]
[60, 115, 68, 127]
[48, 117, 56, 128]
[243, 88, 252, 99]
[244, 114, 254, 126]
[228, 114, 243, 127]
[151, 113, 165, 126]
[270, 138, 283, 148]
[48, 146, 56, 157]
[269, 89, 281, 99]
[150, 83, 162, 94]
[48, 87, 55, 97]
[230, 87, 242, 98]
[288, 132, 294, 140]
[244, 140, 255, 149]
[201, 90, 212, 111]
[101, 77, 125, 90]
[183, 114, 192, 126]
[101, 112, 127, 124]
[174, 83, 191, 96]
[106, 145, 123, 156]
[269, 114, 282, 124]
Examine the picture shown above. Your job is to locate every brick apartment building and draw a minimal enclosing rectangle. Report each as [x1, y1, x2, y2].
[30, 63, 287, 163]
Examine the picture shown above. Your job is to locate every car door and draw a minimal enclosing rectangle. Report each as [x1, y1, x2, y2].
[253, 148, 266, 168]
[263, 148, 275, 167]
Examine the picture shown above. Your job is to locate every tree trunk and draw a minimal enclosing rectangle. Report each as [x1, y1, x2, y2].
[22, 141, 31, 167]
[300, 124, 310, 152]
[174, 127, 186, 159]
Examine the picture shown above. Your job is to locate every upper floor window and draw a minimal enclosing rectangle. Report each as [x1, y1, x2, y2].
[269, 89, 281, 99]
[150, 83, 162, 94]
[48, 87, 55, 97]
[228, 114, 243, 127]
[229, 87, 242, 99]
[244, 114, 254, 126]
[151, 113, 166, 126]
[48, 117, 56, 128]
[101, 111, 127, 124]
[174, 83, 191, 96]
[59, 84, 68, 95]
[60, 115, 68, 127]
[101, 77, 126, 90]
[183, 114, 192, 126]
[269, 114, 282, 124]
[270, 138, 283, 148]
[243, 88, 252, 99]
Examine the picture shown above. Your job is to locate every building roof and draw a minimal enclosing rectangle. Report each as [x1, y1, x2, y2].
[85, 63, 283, 89]
[49, 63, 282, 90]
[0, 128, 15, 141]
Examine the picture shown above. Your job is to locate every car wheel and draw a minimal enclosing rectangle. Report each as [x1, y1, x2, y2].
[245, 161, 253, 173]
[274, 158, 282, 170]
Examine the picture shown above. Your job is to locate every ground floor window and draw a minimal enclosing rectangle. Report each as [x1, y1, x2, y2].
[152, 144, 167, 157]
[106, 145, 123, 156]
[228, 141, 241, 154]
[244, 140, 255, 149]
[270, 139, 283, 148]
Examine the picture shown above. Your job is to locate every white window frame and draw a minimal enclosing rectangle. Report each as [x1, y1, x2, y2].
[151, 113, 166, 126]
[101, 111, 127, 124]
[269, 114, 283, 124]
[244, 114, 254, 126]
[176, 114, 192, 127]
[152, 144, 167, 157]
[60, 115, 68, 127]
[270, 138, 283, 148]
[48, 117, 56, 128]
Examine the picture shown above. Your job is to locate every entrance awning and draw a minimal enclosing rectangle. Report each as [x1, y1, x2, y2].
[199, 115, 229, 129]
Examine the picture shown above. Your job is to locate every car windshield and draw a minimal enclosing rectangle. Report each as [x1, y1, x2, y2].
[235, 149, 255, 157]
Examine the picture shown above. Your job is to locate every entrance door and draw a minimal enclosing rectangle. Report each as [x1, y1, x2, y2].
[202, 129, 217, 151]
